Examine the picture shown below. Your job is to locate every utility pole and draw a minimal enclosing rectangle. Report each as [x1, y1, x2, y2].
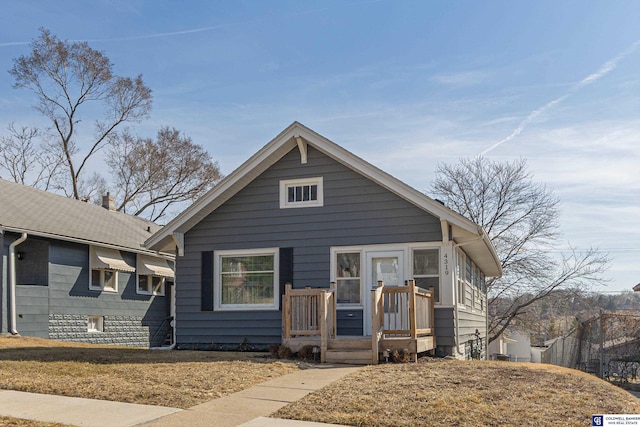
[599, 309, 605, 379]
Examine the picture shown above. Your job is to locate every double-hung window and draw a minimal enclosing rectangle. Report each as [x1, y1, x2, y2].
[214, 248, 279, 310]
[412, 248, 440, 303]
[335, 252, 361, 305]
[455, 250, 466, 305]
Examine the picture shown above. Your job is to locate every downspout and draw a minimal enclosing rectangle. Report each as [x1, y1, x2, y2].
[9, 233, 27, 335]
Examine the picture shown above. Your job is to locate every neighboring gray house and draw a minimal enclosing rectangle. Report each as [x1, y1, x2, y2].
[146, 122, 502, 361]
[0, 179, 174, 347]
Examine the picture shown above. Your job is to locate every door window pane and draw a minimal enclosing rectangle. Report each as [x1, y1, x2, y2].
[372, 257, 400, 287]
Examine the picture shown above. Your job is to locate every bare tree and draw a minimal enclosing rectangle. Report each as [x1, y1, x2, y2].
[431, 157, 609, 343]
[107, 127, 223, 222]
[0, 123, 65, 190]
[9, 28, 152, 200]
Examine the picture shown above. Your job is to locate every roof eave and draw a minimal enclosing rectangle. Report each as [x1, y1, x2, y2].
[146, 122, 503, 276]
[146, 123, 304, 251]
[2, 224, 174, 259]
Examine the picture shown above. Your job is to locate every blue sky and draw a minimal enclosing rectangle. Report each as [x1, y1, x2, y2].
[0, 1, 638, 292]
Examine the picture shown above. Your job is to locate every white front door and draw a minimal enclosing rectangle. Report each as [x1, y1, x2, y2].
[364, 250, 404, 335]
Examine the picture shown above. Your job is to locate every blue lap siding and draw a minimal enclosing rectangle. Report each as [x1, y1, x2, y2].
[176, 146, 442, 350]
[2, 233, 170, 347]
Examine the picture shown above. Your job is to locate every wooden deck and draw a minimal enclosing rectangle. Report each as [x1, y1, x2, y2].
[282, 280, 436, 364]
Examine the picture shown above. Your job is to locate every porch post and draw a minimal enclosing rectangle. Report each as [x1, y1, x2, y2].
[409, 279, 417, 339]
[320, 289, 328, 363]
[283, 284, 292, 339]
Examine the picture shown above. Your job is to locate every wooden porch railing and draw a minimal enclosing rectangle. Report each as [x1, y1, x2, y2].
[372, 279, 435, 339]
[284, 280, 434, 364]
[282, 284, 336, 362]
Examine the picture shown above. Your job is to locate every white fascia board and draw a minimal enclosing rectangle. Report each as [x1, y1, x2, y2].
[145, 120, 500, 276]
[145, 123, 302, 250]
[300, 126, 480, 233]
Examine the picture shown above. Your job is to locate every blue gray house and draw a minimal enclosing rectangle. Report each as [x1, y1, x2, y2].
[146, 122, 502, 362]
[0, 179, 174, 347]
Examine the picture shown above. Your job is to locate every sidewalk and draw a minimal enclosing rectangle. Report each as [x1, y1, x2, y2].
[0, 364, 360, 427]
[140, 364, 360, 427]
[0, 389, 180, 427]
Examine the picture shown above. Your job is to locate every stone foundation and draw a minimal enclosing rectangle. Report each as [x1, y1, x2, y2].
[49, 314, 168, 348]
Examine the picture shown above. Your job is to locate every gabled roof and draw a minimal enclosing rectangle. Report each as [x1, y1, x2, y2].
[0, 179, 167, 255]
[145, 122, 502, 276]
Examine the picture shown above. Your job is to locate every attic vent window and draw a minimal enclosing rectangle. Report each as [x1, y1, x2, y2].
[280, 177, 323, 209]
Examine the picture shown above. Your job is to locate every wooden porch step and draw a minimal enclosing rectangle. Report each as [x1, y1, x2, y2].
[325, 349, 374, 365]
[328, 337, 372, 350]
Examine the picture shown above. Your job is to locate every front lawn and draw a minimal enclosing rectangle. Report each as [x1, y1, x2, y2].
[274, 358, 640, 427]
[0, 336, 299, 409]
[2, 336, 638, 427]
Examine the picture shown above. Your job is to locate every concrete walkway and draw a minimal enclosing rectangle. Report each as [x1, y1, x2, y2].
[0, 389, 180, 427]
[140, 364, 360, 427]
[0, 364, 360, 427]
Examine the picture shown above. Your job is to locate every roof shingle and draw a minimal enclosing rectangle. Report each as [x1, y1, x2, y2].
[0, 179, 162, 253]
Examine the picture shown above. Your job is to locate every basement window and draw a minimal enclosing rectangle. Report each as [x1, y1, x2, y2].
[280, 177, 323, 208]
[88, 315, 104, 332]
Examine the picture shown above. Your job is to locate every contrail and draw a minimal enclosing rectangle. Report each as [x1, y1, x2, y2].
[0, 41, 29, 47]
[0, 3, 337, 47]
[480, 39, 640, 156]
[0, 1, 381, 47]
[0, 20, 270, 47]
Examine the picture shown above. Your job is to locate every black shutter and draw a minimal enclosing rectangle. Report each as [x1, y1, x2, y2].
[201, 251, 214, 311]
[279, 247, 293, 310]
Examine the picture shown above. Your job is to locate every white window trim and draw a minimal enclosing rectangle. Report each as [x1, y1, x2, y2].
[455, 249, 466, 308]
[89, 246, 126, 293]
[454, 248, 488, 312]
[90, 268, 118, 293]
[332, 249, 364, 309]
[214, 248, 280, 311]
[330, 242, 444, 309]
[137, 274, 166, 296]
[88, 315, 104, 332]
[411, 246, 441, 304]
[279, 177, 324, 209]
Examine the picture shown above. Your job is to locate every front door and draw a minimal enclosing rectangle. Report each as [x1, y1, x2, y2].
[364, 250, 404, 335]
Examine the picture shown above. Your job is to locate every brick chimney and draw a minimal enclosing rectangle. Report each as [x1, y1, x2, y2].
[102, 192, 115, 211]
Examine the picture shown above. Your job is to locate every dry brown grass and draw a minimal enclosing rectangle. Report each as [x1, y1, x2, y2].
[0, 416, 69, 427]
[0, 336, 299, 409]
[274, 358, 640, 427]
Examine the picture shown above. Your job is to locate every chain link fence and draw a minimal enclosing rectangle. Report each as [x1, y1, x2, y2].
[542, 311, 640, 384]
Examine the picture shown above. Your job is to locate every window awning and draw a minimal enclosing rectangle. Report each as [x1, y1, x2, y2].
[92, 247, 135, 272]
[138, 255, 174, 278]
